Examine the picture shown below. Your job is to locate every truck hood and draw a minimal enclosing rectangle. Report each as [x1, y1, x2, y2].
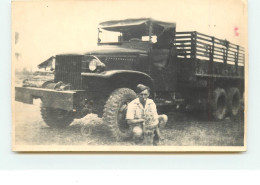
[38, 45, 149, 69]
[84, 45, 149, 56]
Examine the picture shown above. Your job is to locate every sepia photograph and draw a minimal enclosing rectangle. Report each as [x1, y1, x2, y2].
[12, 0, 247, 152]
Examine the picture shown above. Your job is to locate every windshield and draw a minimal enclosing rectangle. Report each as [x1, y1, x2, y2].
[98, 28, 157, 43]
[98, 18, 176, 45]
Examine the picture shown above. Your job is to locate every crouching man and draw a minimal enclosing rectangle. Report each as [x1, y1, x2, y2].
[126, 84, 167, 145]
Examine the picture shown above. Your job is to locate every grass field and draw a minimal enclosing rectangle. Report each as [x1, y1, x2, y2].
[14, 100, 244, 147]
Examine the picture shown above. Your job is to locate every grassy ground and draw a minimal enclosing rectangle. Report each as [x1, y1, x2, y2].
[14, 100, 244, 146]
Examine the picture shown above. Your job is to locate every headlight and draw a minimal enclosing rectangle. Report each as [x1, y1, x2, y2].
[88, 56, 106, 72]
[89, 59, 98, 71]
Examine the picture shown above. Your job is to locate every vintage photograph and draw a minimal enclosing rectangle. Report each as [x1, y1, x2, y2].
[12, 0, 247, 151]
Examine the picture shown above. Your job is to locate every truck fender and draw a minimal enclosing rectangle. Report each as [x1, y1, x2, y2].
[81, 70, 154, 93]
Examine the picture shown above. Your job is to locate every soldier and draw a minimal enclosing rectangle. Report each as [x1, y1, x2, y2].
[126, 84, 167, 145]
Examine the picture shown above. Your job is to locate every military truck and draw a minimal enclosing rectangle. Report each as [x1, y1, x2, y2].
[15, 18, 245, 140]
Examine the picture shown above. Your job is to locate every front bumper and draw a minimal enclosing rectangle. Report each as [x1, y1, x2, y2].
[15, 87, 84, 111]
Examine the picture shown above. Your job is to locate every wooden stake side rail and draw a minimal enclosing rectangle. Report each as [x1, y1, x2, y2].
[175, 31, 245, 79]
[175, 31, 245, 66]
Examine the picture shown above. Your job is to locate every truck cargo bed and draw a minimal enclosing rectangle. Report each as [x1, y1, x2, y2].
[175, 31, 245, 83]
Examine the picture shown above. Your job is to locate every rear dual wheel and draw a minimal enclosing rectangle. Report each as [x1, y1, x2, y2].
[211, 88, 228, 120]
[227, 88, 241, 118]
[210, 87, 241, 120]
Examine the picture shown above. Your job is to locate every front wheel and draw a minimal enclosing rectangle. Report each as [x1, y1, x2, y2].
[40, 106, 74, 128]
[103, 88, 137, 141]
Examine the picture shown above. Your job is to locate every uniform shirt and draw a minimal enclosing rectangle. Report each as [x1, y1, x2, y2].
[126, 98, 158, 120]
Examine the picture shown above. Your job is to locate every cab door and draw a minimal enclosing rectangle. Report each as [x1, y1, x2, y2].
[149, 47, 177, 92]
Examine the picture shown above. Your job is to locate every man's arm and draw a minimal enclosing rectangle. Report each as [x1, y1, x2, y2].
[126, 100, 145, 125]
[127, 119, 145, 125]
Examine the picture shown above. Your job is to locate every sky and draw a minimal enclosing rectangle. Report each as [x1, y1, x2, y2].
[12, 0, 247, 70]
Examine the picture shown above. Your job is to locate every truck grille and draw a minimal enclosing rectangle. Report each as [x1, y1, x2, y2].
[55, 55, 83, 89]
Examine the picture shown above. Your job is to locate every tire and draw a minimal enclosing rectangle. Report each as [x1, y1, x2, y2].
[210, 88, 228, 120]
[40, 106, 74, 128]
[103, 88, 137, 141]
[227, 88, 241, 117]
